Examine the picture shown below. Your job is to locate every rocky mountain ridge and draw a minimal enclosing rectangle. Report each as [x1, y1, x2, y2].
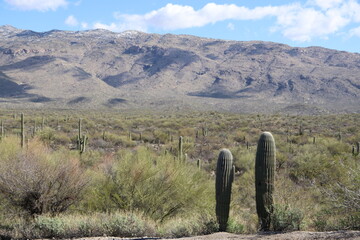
[1, 25, 360, 113]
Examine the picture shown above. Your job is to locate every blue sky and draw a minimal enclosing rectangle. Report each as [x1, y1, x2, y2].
[1, 0, 360, 53]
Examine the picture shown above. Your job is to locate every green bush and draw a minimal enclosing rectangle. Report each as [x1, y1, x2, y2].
[227, 218, 245, 233]
[160, 214, 218, 238]
[271, 204, 303, 231]
[10, 212, 156, 239]
[84, 147, 214, 222]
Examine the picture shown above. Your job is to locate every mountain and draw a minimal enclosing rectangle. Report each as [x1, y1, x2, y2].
[1, 25, 360, 113]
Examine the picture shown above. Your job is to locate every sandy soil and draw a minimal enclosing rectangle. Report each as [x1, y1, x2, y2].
[68, 231, 360, 240]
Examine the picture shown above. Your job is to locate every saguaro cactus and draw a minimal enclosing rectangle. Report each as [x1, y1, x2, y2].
[77, 118, 87, 155]
[216, 148, 234, 231]
[197, 159, 201, 169]
[0, 120, 4, 141]
[255, 132, 276, 231]
[178, 136, 183, 161]
[20, 113, 25, 148]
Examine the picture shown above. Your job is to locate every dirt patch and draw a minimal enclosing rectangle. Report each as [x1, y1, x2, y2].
[65, 231, 360, 240]
[164, 231, 360, 240]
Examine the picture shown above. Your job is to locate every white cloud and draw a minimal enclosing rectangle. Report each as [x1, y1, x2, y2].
[94, 1, 360, 42]
[307, 0, 344, 9]
[273, 4, 351, 41]
[349, 26, 360, 37]
[65, 15, 78, 27]
[93, 22, 121, 32]
[81, 22, 88, 29]
[95, 3, 289, 32]
[4, 0, 68, 11]
[227, 23, 235, 31]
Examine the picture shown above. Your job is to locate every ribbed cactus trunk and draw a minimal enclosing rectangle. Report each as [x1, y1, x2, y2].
[216, 148, 234, 231]
[255, 132, 276, 231]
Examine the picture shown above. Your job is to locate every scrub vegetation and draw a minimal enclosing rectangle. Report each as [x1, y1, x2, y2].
[0, 110, 359, 239]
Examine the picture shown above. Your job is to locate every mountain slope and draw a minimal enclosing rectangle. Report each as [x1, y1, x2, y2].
[1, 25, 360, 113]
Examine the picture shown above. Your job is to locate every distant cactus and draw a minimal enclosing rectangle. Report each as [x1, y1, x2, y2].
[338, 129, 342, 141]
[255, 132, 276, 231]
[216, 148, 234, 231]
[41, 116, 45, 130]
[77, 118, 87, 155]
[79, 134, 87, 154]
[178, 136, 183, 161]
[202, 127, 208, 137]
[20, 113, 25, 148]
[0, 120, 4, 140]
[356, 142, 360, 155]
[32, 120, 37, 136]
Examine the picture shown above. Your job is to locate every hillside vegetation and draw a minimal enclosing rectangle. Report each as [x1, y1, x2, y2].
[0, 110, 359, 239]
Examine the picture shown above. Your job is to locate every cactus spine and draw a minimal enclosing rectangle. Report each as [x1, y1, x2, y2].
[20, 113, 25, 148]
[216, 148, 234, 231]
[255, 132, 276, 231]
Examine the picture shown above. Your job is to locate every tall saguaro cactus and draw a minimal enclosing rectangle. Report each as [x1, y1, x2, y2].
[216, 148, 234, 231]
[255, 132, 276, 231]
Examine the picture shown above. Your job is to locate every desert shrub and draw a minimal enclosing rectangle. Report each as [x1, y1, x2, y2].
[90, 137, 110, 149]
[36, 127, 72, 148]
[226, 217, 245, 233]
[0, 138, 89, 216]
[316, 163, 360, 230]
[231, 169, 258, 233]
[231, 147, 255, 174]
[36, 127, 56, 143]
[152, 129, 169, 144]
[102, 212, 156, 237]
[51, 132, 72, 146]
[101, 132, 136, 147]
[8, 211, 156, 239]
[178, 127, 196, 138]
[326, 139, 351, 156]
[160, 214, 217, 238]
[85, 147, 214, 222]
[271, 204, 304, 231]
